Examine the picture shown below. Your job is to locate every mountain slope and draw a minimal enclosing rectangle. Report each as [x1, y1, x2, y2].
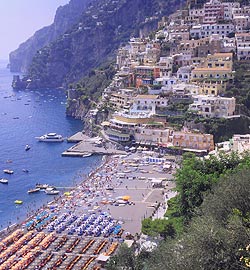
[9, 0, 92, 72]
[26, 0, 185, 89]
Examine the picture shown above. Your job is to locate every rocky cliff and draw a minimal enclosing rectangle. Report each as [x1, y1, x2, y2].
[25, 0, 185, 89]
[9, 0, 92, 72]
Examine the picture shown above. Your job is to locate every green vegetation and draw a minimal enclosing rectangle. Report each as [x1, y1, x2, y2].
[227, 61, 250, 116]
[73, 62, 116, 102]
[107, 152, 250, 269]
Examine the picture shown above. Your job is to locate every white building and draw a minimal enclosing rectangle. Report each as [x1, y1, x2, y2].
[177, 66, 192, 82]
[232, 134, 250, 153]
[151, 76, 177, 94]
[200, 23, 235, 38]
[130, 95, 168, 116]
[189, 95, 236, 118]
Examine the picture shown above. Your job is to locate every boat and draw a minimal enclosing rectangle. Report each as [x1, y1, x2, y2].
[22, 169, 29, 173]
[14, 200, 23, 204]
[36, 183, 51, 189]
[36, 133, 64, 142]
[45, 189, 59, 195]
[25, 144, 31, 151]
[106, 186, 114, 191]
[27, 188, 40, 194]
[3, 169, 14, 174]
[0, 179, 8, 184]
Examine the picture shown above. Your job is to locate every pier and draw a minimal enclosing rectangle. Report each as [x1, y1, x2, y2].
[63, 132, 126, 157]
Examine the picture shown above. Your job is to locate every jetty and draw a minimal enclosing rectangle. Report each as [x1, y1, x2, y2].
[62, 132, 126, 157]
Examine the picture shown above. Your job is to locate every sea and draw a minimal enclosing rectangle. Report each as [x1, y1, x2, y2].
[0, 59, 102, 229]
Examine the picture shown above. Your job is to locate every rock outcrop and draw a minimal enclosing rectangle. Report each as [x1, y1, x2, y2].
[9, 0, 92, 72]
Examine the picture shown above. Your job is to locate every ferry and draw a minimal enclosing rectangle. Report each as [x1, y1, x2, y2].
[0, 179, 8, 184]
[3, 169, 14, 174]
[36, 133, 64, 142]
[27, 188, 40, 194]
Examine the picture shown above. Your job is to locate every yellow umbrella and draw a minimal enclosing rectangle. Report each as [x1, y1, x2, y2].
[122, 195, 131, 201]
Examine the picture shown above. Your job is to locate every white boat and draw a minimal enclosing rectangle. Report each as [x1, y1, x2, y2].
[27, 188, 40, 194]
[3, 169, 14, 174]
[36, 133, 64, 142]
[25, 144, 31, 151]
[45, 189, 59, 195]
[0, 179, 8, 184]
[36, 183, 50, 189]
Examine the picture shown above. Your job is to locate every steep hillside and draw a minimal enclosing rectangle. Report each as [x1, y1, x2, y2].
[26, 0, 185, 89]
[9, 0, 92, 72]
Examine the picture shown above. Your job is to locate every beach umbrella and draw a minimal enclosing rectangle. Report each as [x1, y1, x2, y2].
[122, 196, 131, 201]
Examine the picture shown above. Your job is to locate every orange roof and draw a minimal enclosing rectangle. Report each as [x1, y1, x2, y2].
[211, 52, 233, 58]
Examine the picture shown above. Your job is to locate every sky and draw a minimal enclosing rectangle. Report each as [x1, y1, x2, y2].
[0, 0, 70, 59]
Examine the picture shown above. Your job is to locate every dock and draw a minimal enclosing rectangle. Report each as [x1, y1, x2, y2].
[63, 133, 126, 157]
[67, 132, 89, 143]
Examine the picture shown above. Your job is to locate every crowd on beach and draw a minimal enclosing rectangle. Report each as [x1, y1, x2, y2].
[0, 149, 176, 269]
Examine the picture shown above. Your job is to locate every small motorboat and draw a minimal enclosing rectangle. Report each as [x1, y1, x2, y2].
[3, 169, 14, 174]
[36, 183, 50, 189]
[25, 144, 31, 151]
[27, 188, 40, 194]
[45, 189, 59, 195]
[22, 169, 29, 173]
[14, 200, 23, 205]
[0, 179, 8, 184]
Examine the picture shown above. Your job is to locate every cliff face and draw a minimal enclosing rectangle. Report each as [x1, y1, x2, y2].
[9, 0, 92, 72]
[26, 0, 185, 89]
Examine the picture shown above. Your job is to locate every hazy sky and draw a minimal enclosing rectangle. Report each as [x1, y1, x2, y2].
[0, 0, 70, 59]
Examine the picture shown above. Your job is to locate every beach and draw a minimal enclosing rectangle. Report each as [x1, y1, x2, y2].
[0, 150, 176, 269]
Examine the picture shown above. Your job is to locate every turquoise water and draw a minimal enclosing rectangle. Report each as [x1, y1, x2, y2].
[0, 59, 102, 229]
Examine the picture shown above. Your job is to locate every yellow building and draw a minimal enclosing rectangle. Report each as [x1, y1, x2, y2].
[192, 67, 233, 81]
[205, 53, 233, 71]
[191, 52, 234, 82]
[198, 81, 227, 95]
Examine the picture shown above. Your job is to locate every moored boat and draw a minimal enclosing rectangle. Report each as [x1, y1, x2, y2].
[14, 200, 23, 204]
[0, 179, 8, 184]
[27, 188, 40, 194]
[36, 133, 64, 142]
[36, 183, 52, 189]
[3, 169, 14, 174]
[45, 189, 59, 195]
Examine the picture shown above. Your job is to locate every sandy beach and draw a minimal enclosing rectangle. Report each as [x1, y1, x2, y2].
[0, 150, 176, 270]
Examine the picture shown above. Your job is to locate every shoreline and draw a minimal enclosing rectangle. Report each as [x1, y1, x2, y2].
[0, 148, 176, 269]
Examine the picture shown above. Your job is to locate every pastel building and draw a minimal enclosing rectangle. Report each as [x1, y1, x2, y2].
[130, 95, 168, 115]
[189, 95, 236, 118]
[235, 33, 250, 60]
[172, 131, 214, 152]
